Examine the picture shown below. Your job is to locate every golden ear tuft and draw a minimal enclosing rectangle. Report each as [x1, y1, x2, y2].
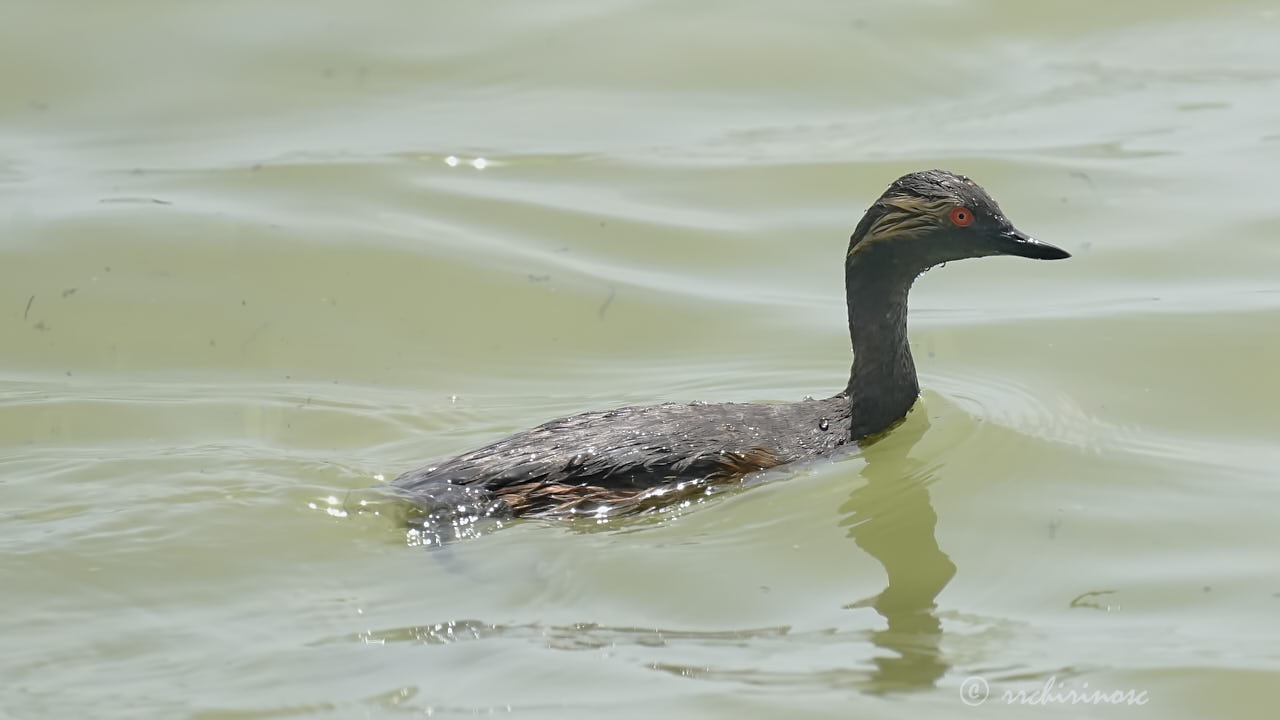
[849, 196, 953, 256]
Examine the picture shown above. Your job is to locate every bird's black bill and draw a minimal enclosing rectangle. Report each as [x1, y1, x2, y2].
[995, 228, 1070, 260]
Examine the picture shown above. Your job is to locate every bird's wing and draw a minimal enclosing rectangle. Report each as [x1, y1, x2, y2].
[390, 401, 803, 512]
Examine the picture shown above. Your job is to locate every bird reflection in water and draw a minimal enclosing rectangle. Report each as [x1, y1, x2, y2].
[343, 405, 961, 698]
[839, 408, 956, 693]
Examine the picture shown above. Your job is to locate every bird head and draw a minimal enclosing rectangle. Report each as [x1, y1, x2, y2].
[847, 170, 1069, 274]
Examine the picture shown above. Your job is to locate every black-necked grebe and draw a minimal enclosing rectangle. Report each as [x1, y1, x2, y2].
[389, 170, 1069, 521]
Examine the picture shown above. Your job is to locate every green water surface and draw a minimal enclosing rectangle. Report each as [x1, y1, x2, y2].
[3, 1, 1279, 718]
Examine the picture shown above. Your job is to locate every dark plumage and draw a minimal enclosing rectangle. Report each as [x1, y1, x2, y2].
[387, 170, 1069, 527]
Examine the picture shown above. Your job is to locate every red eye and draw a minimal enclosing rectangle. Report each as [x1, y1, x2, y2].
[949, 206, 973, 227]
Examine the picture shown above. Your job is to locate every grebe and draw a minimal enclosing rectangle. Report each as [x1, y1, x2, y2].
[389, 170, 1069, 522]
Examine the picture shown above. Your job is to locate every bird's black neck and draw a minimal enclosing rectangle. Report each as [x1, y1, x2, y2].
[842, 244, 921, 441]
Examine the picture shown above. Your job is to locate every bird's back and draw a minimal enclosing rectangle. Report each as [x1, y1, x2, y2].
[390, 396, 852, 517]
